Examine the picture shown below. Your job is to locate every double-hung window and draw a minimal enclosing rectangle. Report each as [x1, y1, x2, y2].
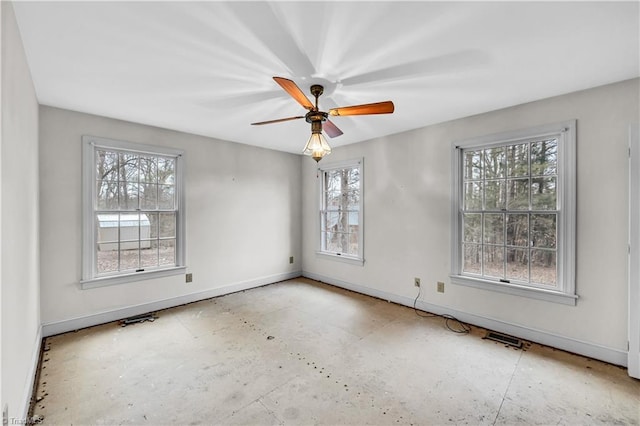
[318, 158, 364, 265]
[81, 136, 185, 289]
[451, 121, 576, 305]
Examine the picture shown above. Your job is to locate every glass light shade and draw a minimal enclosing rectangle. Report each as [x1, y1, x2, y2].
[302, 132, 332, 162]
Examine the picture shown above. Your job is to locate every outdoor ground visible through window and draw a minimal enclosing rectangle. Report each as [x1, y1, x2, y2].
[97, 247, 175, 274]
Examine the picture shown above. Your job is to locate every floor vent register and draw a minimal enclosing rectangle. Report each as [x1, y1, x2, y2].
[484, 331, 523, 348]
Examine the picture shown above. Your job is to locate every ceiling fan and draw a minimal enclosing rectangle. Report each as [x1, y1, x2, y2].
[251, 77, 394, 162]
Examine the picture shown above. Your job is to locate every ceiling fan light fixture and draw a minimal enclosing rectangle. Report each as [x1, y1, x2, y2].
[303, 121, 331, 162]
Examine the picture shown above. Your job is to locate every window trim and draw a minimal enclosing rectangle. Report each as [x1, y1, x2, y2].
[81, 135, 186, 289]
[450, 121, 577, 305]
[316, 158, 364, 266]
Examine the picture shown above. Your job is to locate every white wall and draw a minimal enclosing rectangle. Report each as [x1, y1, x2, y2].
[39, 106, 301, 331]
[303, 78, 640, 363]
[1, 1, 41, 421]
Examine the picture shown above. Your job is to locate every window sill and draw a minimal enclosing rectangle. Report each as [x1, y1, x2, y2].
[81, 266, 187, 290]
[450, 274, 578, 306]
[316, 251, 364, 266]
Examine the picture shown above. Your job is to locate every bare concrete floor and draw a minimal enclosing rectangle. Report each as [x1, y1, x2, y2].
[32, 278, 639, 425]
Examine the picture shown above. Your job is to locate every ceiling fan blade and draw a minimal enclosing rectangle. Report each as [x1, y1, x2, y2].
[329, 101, 395, 117]
[323, 120, 343, 138]
[251, 116, 305, 126]
[273, 77, 314, 110]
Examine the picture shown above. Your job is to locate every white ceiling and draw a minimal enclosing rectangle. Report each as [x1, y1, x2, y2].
[12, 1, 640, 154]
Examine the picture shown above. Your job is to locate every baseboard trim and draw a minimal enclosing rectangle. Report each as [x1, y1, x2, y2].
[302, 271, 628, 367]
[42, 271, 302, 337]
[19, 325, 42, 422]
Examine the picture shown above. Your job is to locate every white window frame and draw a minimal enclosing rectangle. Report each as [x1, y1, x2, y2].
[316, 158, 364, 266]
[450, 120, 577, 305]
[81, 135, 186, 289]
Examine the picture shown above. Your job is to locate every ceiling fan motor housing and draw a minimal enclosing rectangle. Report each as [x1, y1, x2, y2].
[306, 111, 327, 125]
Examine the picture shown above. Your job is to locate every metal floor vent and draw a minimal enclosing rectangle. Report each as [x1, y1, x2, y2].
[120, 313, 157, 327]
[484, 331, 523, 348]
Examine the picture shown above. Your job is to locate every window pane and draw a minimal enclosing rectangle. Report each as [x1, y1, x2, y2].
[484, 213, 504, 245]
[118, 213, 141, 244]
[484, 245, 504, 278]
[140, 240, 159, 268]
[139, 156, 157, 184]
[326, 232, 340, 253]
[96, 150, 119, 210]
[96, 150, 118, 181]
[463, 213, 481, 243]
[97, 242, 119, 274]
[158, 185, 175, 209]
[159, 213, 176, 238]
[464, 150, 482, 180]
[507, 143, 529, 177]
[484, 180, 505, 210]
[464, 181, 483, 210]
[159, 239, 175, 266]
[337, 233, 350, 254]
[120, 247, 140, 271]
[531, 249, 557, 286]
[531, 139, 557, 176]
[157, 157, 175, 185]
[335, 212, 349, 233]
[119, 153, 139, 183]
[95, 213, 123, 273]
[531, 214, 556, 249]
[96, 180, 119, 210]
[506, 214, 528, 247]
[325, 190, 340, 210]
[462, 243, 482, 274]
[147, 213, 159, 239]
[119, 183, 139, 210]
[325, 170, 341, 193]
[531, 177, 556, 210]
[346, 167, 360, 187]
[96, 214, 118, 243]
[506, 248, 529, 282]
[325, 211, 339, 233]
[139, 183, 158, 210]
[484, 147, 506, 179]
[347, 211, 359, 228]
[507, 178, 529, 210]
[347, 189, 360, 210]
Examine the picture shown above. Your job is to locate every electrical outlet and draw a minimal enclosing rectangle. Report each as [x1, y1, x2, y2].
[437, 281, 445, 293]
[185, 273, 193, 283]
[414, 277, 421, 287]
[289, 256, 294, 264]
